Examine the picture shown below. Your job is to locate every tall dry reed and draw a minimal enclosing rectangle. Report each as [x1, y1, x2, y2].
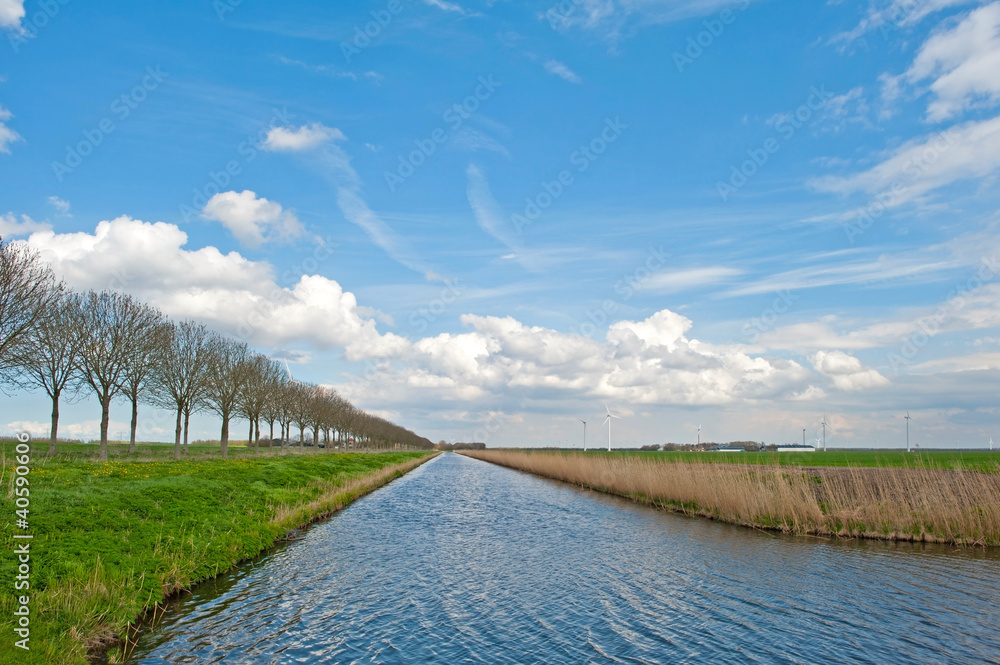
[460, 450, 1000, 546]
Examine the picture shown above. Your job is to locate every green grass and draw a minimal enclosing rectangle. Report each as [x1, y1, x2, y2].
[0, 442, 433, 664]
[531, 449, 1000, 472]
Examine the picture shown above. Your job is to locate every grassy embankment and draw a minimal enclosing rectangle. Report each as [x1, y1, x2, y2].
[0, 442, 436, 664]
[461, 449, 1000, 546]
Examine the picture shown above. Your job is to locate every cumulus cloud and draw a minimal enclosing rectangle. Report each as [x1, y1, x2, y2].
[0, 104, 22, 154]
[0, 0, 24, 30]
[347, 309, 816, 414]
[0, 212, 50, 237]
[544, 60, 582, 83]
[810, 350, 891, 391]
[263, 122, 345, 152]
[24, 216, 408, 360]
[201, 190, 305, 248]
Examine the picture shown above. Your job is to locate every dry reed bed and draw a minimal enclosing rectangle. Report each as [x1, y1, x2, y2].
[460, 450, 1000, 546]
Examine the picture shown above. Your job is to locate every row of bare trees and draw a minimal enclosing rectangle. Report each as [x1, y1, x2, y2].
[0, 237, 433, 460]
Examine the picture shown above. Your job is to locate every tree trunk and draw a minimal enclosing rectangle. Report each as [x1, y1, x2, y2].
[129, 392, 139, 454]
[220, 409, 230, 459]
[247, 420, 253, 449]
[174, 407, 183, 460]
[299, 425, 304, 451]
[48, 388, 60, 455]
[183, 409, 191, 454]
[268, 420, 274, 442]
[254, 419, 260, 455]
[99, 389, 111, 462]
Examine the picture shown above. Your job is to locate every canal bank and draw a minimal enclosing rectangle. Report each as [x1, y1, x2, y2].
[0, 448, 436, 664]
[460, 449, 1000, 546]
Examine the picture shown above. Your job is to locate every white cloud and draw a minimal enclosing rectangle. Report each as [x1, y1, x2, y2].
[47, 196, 70, 214]
[0, 104, 22, 154]
[544, 60, 583, 83]
[310, 135, 446, 282]
[809, 115, 1000, 204]
[274, 55, 383, 84]
[0, 212, 50, 237]
[466, 164, 520, 250]
[0, 0, 25, 30]
[830, 0, 984, 46]
[201, 190, 305, 248]
[263, 122, 345, 152]
[6, 419, 137, 441]
[810, 350, 891, 391]
[641, 267, 742, 293]
[345, 309, 816, 413]
[423, 0, 467, 12]
[544, 0, 753, 47]
[24, 216, 408, 360]
[903, 2, 1000, 121]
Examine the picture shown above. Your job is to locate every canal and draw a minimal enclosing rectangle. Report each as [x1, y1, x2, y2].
[129, 452, 1000, 663]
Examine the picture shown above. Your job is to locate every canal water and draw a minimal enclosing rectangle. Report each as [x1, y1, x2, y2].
[129, 452, 1000, 664]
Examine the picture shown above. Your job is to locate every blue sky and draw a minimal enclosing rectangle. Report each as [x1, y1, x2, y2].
[2, 0, 999, 448]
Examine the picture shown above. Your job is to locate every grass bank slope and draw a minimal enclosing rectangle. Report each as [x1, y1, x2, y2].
[461, 449, 1000, 547]
[0, 445, 436, 664]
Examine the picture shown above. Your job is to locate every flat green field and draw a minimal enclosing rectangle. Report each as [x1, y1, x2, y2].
[542, 449, 1000, 472]
[0, 442, 433, 664]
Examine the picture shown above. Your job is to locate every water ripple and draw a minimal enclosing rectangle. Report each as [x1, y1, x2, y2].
[130, 453, 1000, 664]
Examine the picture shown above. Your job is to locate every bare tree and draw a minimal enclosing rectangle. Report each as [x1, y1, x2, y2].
[0, 238, 61, 382]
[119, 312, 168, 453]
[15, 291, 83, 453]
[202, 334, 250, 458]
[151, 320, 212, 459]
[237, 354, 283, 455]
[76, 290, 162, 461]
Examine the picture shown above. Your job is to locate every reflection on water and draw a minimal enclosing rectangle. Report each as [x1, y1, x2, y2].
[129, 453, 1000, 664]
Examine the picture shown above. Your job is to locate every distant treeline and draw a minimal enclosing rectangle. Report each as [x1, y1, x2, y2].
[0, 237, 434, 460]
[435, 441, 487, 451]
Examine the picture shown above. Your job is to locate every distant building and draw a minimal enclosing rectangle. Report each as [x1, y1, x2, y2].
[775, 446, 816, 452]
[714, 446, 745, 452]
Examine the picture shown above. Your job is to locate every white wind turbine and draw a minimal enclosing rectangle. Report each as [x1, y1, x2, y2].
[904, 411, 912, 453]
[579, 419, 588, 451]
[603, 404, 621, 452]
[282, 357, 307, 386]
